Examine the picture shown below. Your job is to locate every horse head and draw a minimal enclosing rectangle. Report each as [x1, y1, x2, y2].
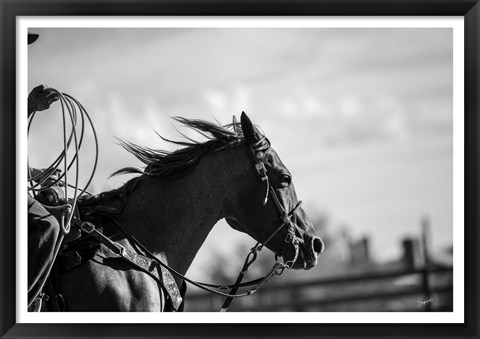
[226, 112, 324, 270]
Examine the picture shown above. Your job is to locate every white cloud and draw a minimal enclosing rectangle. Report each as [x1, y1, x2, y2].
[339, 96, 362, 118]
[202, 88, 227, 112]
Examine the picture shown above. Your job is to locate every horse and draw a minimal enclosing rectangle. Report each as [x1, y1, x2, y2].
[49, 112, 324, 312]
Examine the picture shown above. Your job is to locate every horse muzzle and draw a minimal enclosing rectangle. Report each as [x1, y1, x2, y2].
[286, 236, 324, 270]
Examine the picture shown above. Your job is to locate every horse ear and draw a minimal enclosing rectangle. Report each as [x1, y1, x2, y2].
[240, 111, 260, 144]
[232, 115, 242, 134]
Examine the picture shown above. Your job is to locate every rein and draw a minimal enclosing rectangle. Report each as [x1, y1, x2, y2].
[111, 219, 286, 298]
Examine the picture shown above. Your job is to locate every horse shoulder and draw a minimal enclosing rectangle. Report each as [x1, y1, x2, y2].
[60, 246, 165, 312]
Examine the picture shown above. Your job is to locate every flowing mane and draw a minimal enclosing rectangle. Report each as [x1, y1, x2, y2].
[112, 117, 245, 179]
[79, 116, 267, 217]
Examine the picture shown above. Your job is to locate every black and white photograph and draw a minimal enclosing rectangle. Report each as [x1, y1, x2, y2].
[24, 19, 461, 319]
[0, 3, 477, 336]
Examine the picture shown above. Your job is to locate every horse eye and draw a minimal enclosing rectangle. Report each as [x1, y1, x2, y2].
[280, 174, 292, 187]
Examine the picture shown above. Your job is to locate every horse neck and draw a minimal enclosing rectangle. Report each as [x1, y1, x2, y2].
[114, 144, 253, 275]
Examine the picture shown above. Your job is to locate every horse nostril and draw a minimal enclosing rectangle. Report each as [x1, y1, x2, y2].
[312, 237, 324, 256]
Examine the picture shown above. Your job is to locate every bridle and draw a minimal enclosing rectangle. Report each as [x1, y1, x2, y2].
[217, 135, 304, 311]
[247, 135, 303, 267]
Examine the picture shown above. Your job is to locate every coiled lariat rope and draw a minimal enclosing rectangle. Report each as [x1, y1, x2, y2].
[27, 89, 98, 308]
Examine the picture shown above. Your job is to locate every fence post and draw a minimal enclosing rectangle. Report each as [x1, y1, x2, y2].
[420, 216, 432, 311]
[402, 237, 422, 270]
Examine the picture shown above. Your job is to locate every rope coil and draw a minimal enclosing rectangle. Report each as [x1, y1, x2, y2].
[27, 89, 98, 308]
[28, 90, 99, 213]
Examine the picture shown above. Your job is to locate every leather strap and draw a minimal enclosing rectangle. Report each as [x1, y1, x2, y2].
[81, 222, 183, 311]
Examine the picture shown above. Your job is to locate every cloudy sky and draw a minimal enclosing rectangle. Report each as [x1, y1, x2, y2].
[27, 26, 454, 280]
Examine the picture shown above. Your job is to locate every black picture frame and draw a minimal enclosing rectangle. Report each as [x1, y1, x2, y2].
[1, 1, 478, 338]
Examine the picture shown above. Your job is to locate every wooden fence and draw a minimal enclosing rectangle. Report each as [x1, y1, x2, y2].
[185, 217, 453, 312]
[184, 265, 453, 312]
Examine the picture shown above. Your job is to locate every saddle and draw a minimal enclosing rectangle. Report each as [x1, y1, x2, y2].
[33, 197, 185, 312]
